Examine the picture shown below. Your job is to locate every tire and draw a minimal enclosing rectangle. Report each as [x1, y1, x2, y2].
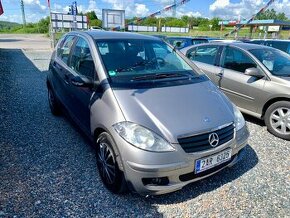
[96, 132, 127, 194]
[48, 86, 61, 116]
[264, 101, 290, 140]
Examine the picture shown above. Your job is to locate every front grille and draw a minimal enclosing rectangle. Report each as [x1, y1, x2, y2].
[178, 123, 235, 153]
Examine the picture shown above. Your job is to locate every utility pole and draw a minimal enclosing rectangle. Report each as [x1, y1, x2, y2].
[173, 0, 176, 17]
[20, 0, 26, 27]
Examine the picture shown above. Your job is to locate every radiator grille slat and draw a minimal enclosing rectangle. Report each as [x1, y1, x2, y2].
[178, 124, 235, 153]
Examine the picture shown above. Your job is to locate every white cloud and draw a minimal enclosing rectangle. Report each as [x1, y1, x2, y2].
[209, 0, 290, 19]
[23, 0, 47, 11]
[135, 4, 150, 17]
[160, 5, 202, 18]
[102, 0, 150, 17]
[53, 3, 62, 11]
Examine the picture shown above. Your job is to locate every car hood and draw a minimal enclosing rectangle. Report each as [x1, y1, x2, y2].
[271, 75, 290, 84]
[113, 80, 235, 143]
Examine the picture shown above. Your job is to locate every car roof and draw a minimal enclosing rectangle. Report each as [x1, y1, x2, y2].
[167, 36, 194, 39]
[180, 42, 273, 53]
[71, 30, 162, 41]
[251, 39, 290, 42]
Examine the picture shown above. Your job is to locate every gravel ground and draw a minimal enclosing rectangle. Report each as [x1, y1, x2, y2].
[0, 48, 289, 217]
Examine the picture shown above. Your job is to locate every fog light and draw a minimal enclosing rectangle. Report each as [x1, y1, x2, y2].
[142, 177, 169, 186]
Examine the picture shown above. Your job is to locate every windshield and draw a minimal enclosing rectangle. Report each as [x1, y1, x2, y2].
[250, 48, 290, 77]
[96, 39, 199, 85]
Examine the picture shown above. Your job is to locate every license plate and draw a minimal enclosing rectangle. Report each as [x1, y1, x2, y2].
[195, 149, 232, 174]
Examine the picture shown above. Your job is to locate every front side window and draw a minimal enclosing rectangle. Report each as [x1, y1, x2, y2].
[96, 39, 200, 86]
[250, 48, 290, 76]
[221, 47, 256, 73]
[58, 35, 76, 65]
[69, 37, 95, 79]
[188, 45, 219, 65]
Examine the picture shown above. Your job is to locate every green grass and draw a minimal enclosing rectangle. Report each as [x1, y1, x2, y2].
[21, 28, 289, 42]
[139, 28, 290, 39]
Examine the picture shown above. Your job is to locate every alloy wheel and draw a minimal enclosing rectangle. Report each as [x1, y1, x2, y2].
[97, 142, 116, 185]
[270, 107, 290, 135]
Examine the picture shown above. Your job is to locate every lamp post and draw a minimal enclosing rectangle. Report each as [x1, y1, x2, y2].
[20, 0, 26, 29]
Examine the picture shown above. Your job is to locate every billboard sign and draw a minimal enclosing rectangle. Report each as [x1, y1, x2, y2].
[51, 13, 88, 30]
[102, 9, 125, 29]
[128, 25, 157, 32]
[268, 26, 280, 32]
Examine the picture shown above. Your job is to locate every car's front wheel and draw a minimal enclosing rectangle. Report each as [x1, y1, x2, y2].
[265, 101, 290, 140]
[48, 86, 61, 116]
[96, 132, 127, 194]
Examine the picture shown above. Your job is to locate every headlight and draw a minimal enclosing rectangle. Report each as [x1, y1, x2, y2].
[113, 121, 175, 152]
[233, 105, 246, 131]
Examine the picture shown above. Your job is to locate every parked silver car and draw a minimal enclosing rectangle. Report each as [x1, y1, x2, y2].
[181, 42, 290, 140]
[47, 31, 249, 195]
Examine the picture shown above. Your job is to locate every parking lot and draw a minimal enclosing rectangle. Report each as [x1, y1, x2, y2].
[0, 35, 289, 217]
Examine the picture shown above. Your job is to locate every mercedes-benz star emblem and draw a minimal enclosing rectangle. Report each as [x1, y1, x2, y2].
[209, 133, 219, 147]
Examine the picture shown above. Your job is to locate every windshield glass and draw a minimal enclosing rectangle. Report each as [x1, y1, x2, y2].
[250, 48, 290, 77]
[96, 39, 199, 85]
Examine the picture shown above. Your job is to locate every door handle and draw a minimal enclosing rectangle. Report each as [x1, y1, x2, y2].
[216, 72, 224, 78]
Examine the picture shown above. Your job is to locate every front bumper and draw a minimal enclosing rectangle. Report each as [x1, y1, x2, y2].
[115, 125, 249, 196]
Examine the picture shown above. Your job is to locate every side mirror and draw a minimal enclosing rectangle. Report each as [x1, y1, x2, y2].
[175, 41, 182, 48]
[71, 75, 98, 88]
[245, 67, 264, 78]
[173, 41, 182, 51]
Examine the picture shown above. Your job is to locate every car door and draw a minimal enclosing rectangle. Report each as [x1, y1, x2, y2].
[219, 46, 266, 113]
[51, 35, 77, 108]
[66, 36, 97, 134]
[186, 45, 222, 85]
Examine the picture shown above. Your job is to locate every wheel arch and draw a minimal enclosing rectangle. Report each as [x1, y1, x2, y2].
[93, 127, 124, 171]
[262, 97, 290, 119]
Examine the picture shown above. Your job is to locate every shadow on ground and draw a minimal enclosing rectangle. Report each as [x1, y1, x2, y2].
[0, 39, 22, 43]
[244, 114, 265, 126]
[145, 144, 258, 204]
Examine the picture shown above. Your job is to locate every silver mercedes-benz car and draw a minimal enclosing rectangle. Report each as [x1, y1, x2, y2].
[47, 31, 249, 195]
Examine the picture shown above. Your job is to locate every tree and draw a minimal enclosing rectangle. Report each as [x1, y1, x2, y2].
[256, 9, 288, 21]
[210, 17, 220, 31]
[85, 11, 101, 27]
[165, 18, 187, 27]
[85, 11, 98, 21]
[90, 19, 102, 27]
[37, 17, 50, 33]
[198, 18, 210, 31]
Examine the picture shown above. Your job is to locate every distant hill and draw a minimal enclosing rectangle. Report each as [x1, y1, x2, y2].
[0, 21, 21, 31]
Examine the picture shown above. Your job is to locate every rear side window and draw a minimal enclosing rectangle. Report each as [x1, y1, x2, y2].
[69, 37, 95, 79]
[58, 35, 76, 65]
[192, 39, 208, 45]
[188, 45, 219, 65]
[271, 41, 289, 54]
[250, 40, 263, 45]
[221, 47, 256, 73]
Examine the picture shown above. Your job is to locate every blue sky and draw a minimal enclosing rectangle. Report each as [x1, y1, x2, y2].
[0, 0, 289, 24]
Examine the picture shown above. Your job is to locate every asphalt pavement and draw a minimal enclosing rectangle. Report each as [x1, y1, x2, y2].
[0, 35, 289, 217]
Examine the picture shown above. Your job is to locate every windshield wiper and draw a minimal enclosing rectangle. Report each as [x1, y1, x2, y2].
[132, 73, 193, 81]
[116, 60, 156, 73]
